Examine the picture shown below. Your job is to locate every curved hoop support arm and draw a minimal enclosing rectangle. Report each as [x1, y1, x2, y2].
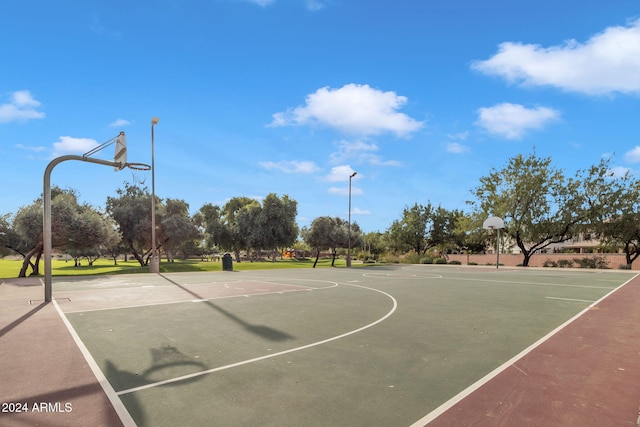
[43, 155, 129, 302]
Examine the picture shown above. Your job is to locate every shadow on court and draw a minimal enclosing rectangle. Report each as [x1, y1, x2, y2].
[158, 273, 295, 342]
[105, 345, 212, 426]
[0, 301, 47, 338]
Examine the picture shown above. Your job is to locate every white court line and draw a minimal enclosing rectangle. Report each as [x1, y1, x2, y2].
[363, 272, 443, 279]
[52, 298, 136, 427]
[63, 286, 317, 314]
[409, 273, 639, 426]
[545, 296, 596, 303]
[116, 282, 397, 396]
[362, 271, 612, 289]
[438, 276, 614, 289]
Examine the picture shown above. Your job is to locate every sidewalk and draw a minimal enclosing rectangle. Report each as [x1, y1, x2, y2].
[0, 278, 124, 426]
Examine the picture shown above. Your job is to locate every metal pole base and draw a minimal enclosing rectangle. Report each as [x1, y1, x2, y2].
[150, 256, 160, 273]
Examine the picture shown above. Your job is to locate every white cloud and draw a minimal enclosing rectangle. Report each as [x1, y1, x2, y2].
[270, 83, 424, 137]
[15, 143, 47, 152]
[447, 131, 470, 141]
[624, 146, 640, 163]
[351, 207, 370, 215]
[245, 0, 275, 6]
[0, 90, 45, 123]
[476, 103, 560, 139]
[110, 118, 131, 127]
[609, 166, 631, 177]
[329, 139, 402, 166]
[306, 0, 325, 11]
[324, 165, 358, 182]
[472, 19, 640, 95]
[446, 142, 469, 154]
[52, 136, 99, 157]
[328, 186, 363, 196]
[365, 156, 402, 167]
[259, 160, 320, 173]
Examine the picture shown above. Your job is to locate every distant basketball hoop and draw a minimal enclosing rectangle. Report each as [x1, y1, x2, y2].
[483, 216, 505, 230]
[126, 162, 151, 171]
[483, 216, 505, 269]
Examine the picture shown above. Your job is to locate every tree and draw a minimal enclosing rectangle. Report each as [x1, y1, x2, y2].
[12, 201, 43, 276]
[106, 183, 158, 266]
[385, 203, 458, 255]
[200, 194, 299, 262]
[196, 203, 231, 255]
[361, 231, 386, 259]
[64, 207, 121, 266]
[223, 197, 260, 261]
[470, 152, 590, 266]
[12, 187, 118, 276]
[584, 161, 640, 266]
[162, 199, 200, 260]
[257, 193, 298, 261]
[450, 211, 488, 254]
[236, 201, 263, 260]
[386, 203, 430, 254]
[302, 216, 336, 267]
[302, 216, 361, 267]
[0, 213, 20, 258]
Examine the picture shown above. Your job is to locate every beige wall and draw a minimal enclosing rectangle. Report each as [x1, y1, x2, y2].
[446, 253, 638, 270]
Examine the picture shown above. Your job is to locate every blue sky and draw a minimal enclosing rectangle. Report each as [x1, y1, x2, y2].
[2, 1, 640, 232]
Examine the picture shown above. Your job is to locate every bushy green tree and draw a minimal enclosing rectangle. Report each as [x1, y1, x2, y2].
[162, 199, 200, 260]
[302, 216, 361, 267]
[64, 207, 121, 266]
[385, 202, 460, 256]
[584, 160, 640, 266]
[470, 151, 599, 266]
[200, 194, 299, 262]
[106, 183, 156, 266]
[13, 187, 119, 276]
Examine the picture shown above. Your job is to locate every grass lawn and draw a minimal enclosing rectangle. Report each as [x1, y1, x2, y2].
[0, 257, 360, 280]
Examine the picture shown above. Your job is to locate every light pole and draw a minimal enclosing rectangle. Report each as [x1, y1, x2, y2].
[347, 171, 357, 268]
[150, 117, 160, 273]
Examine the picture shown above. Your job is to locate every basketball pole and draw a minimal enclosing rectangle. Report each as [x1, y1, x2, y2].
[43, 155, 125, 302]
[483, 216, 504, 270]
[42, 131, 148, 303]
[496, 228, 500, 269]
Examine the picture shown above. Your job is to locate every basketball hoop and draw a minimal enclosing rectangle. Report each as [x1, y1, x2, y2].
[483, 216, 504, 230]
[483, 216, 505, 269]
[125, 162, 151, 171]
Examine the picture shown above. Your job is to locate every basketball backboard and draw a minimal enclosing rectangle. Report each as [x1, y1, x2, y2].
[483, 216, 505, 230]
[114, 131, 127, 170]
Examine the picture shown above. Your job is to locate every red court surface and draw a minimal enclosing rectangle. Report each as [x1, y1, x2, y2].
[419, 274, 640, 426]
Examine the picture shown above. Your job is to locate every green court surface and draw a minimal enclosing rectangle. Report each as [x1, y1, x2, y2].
[53, 266, 636, 426]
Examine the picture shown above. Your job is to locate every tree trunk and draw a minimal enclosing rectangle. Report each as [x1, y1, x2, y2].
[18, 243, 43, 278]
[33, 250, 42, 275]
[313, 250, 320, 268]
[521, 250, 532, 267]
[625, 242, 640, 266]
[331, 249, 336, 267]
[128, 241, 146, 266]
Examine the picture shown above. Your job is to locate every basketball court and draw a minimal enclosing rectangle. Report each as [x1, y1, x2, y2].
[2, 265, 640, 426]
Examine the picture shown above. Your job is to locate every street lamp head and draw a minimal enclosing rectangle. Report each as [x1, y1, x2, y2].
[151, 117, 160, 125]
[350, 171, 357, 178]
